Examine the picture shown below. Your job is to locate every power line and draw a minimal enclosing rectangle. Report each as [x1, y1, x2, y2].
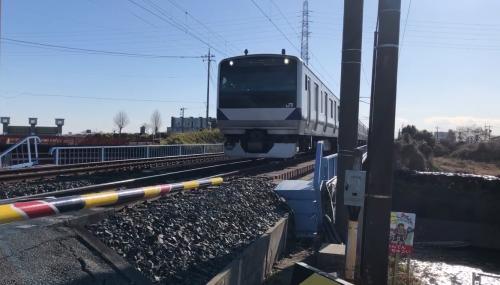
[249, 0, 301, 53]
[400, 0, 412, 52]
[0, 37, 203, 58]
[0, 90, 204, 104]
[126, 0, 228, 56]
[269, 0, 300, 38]
[252, 0, 339, 90]
[165, 0, 239, 54]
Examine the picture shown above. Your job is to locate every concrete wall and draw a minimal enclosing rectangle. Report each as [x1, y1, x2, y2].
[392, 171, 500, 249]
[207, 217, 288, 285]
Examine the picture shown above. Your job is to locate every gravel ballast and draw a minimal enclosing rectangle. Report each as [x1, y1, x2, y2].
[0, 179, 94, 199]
[87, 177, 289, 284]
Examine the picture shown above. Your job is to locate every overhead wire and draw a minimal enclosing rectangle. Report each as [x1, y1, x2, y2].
[165, 0, 240, 54]
[0, 90, 205, 104]
[126, 0, 228, 56]
[255, 0, 340, 90]
[400, 0, 412, 53]
[249, 0, 301, 53]
[1, 37, 203, 58]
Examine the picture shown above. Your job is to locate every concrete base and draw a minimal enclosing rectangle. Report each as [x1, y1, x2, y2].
[317, 243, 345, 273]
[207, 216, 288, 285]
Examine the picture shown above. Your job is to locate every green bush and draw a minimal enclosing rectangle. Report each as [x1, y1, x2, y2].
[161, 129, 224, 145]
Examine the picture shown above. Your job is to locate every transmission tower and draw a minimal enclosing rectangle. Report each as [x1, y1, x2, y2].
[300, 0, 310, 64]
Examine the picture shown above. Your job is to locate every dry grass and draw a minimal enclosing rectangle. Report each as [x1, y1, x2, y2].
[433, 157, 500, 176]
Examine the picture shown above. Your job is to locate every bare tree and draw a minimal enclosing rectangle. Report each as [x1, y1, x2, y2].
[113, 111, 130, 134]
[150, 110, 162, 136]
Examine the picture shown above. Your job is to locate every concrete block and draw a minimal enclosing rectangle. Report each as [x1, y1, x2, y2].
[317, 243, 345, 273]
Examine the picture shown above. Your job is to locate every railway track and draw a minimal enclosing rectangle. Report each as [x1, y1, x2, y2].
[0, 152, 315, 205]
[0, 153, 226, 182]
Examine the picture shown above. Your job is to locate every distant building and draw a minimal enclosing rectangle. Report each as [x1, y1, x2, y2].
[456, 127, 490, 143]
[1, 117, 64, 136]
[167, 117, 216, 134]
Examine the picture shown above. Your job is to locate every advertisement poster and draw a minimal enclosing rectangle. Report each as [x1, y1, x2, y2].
[389, 212, 416, 254]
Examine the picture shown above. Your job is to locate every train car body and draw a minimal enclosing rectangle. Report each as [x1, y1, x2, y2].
[217, 53, 367, 158]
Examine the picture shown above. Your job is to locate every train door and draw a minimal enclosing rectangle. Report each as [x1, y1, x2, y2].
[314, 83, 319, 131]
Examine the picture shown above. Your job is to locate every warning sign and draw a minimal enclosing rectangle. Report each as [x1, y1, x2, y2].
[389, 212, 416, 255]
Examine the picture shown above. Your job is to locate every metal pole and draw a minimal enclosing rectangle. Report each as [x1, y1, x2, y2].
[205, 48, 211, 123]
[336, 0, 364, 241]
[360, 0, 401, 284]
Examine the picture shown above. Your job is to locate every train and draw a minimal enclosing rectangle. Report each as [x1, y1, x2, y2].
[217, 51, 368, 158]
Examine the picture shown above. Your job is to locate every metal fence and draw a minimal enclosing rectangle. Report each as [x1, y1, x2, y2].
[0, 136, 41, 169]
[49, 144, 224, 165]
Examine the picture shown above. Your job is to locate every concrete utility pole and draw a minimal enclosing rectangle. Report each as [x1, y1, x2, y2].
[202, 49, 215, 126]
[360, 0, 402, 284]
[0, 0, 3, 66]
[336, 0, 364, 242]
[436, 126, 439, 141]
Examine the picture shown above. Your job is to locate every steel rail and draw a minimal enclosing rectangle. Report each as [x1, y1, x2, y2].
[0, 158, 263, 205]
[0, 153, 225, 181]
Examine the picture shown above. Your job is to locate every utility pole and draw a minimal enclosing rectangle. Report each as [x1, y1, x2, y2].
[300, 0, 310, 64]
[485, 124, 491, 141]
[0, 0, 3, 66]
[180, 107, 186, 133]
[360, 0, 402, 284]
[202, 49, 215, 127]
[336, 0, 364, 242]
[335, 0, 364, 280]
[436, 126, 439, 141]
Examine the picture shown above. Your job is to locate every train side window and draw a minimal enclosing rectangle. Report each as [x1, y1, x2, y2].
[305, 75, 308, 90]
[329, 99, 333, 118]
[320, 92, 324, 113]
[334, 101, 337, 122]
[314, 83, 319, 113]
[307, 78, 311, 122]
[324, 93, 328, 116]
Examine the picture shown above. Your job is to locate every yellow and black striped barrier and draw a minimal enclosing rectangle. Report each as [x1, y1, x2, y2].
[0, 177, 223, 225]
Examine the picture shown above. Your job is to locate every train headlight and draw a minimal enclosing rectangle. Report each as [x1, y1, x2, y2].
[229, 60, 234, 66]
[284, 58, 290, 64]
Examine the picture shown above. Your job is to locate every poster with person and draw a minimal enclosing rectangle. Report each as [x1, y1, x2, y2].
[389, 212, 416, 255]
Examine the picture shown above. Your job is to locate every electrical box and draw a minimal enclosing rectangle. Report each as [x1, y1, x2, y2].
[344, 170, 366, 207]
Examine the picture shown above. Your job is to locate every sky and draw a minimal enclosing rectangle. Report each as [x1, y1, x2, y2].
[0, 0, 499, 135]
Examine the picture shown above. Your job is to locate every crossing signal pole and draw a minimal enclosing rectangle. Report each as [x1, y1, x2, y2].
[202, 49, 215, 127]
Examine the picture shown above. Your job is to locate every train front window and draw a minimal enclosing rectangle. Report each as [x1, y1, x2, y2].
[219, 57, 297, 108]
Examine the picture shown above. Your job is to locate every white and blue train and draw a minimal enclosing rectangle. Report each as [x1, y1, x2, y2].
[217, 52, 368, 158]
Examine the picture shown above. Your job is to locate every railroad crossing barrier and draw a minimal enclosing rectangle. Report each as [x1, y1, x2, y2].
[49, 143, 224, 165]
[0, 177, 223, 225]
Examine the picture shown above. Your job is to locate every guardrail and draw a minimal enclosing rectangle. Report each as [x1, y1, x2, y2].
[49, 144, 224, 165]
[0, 136, 41, 169]
[314, 143, 367, 190]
